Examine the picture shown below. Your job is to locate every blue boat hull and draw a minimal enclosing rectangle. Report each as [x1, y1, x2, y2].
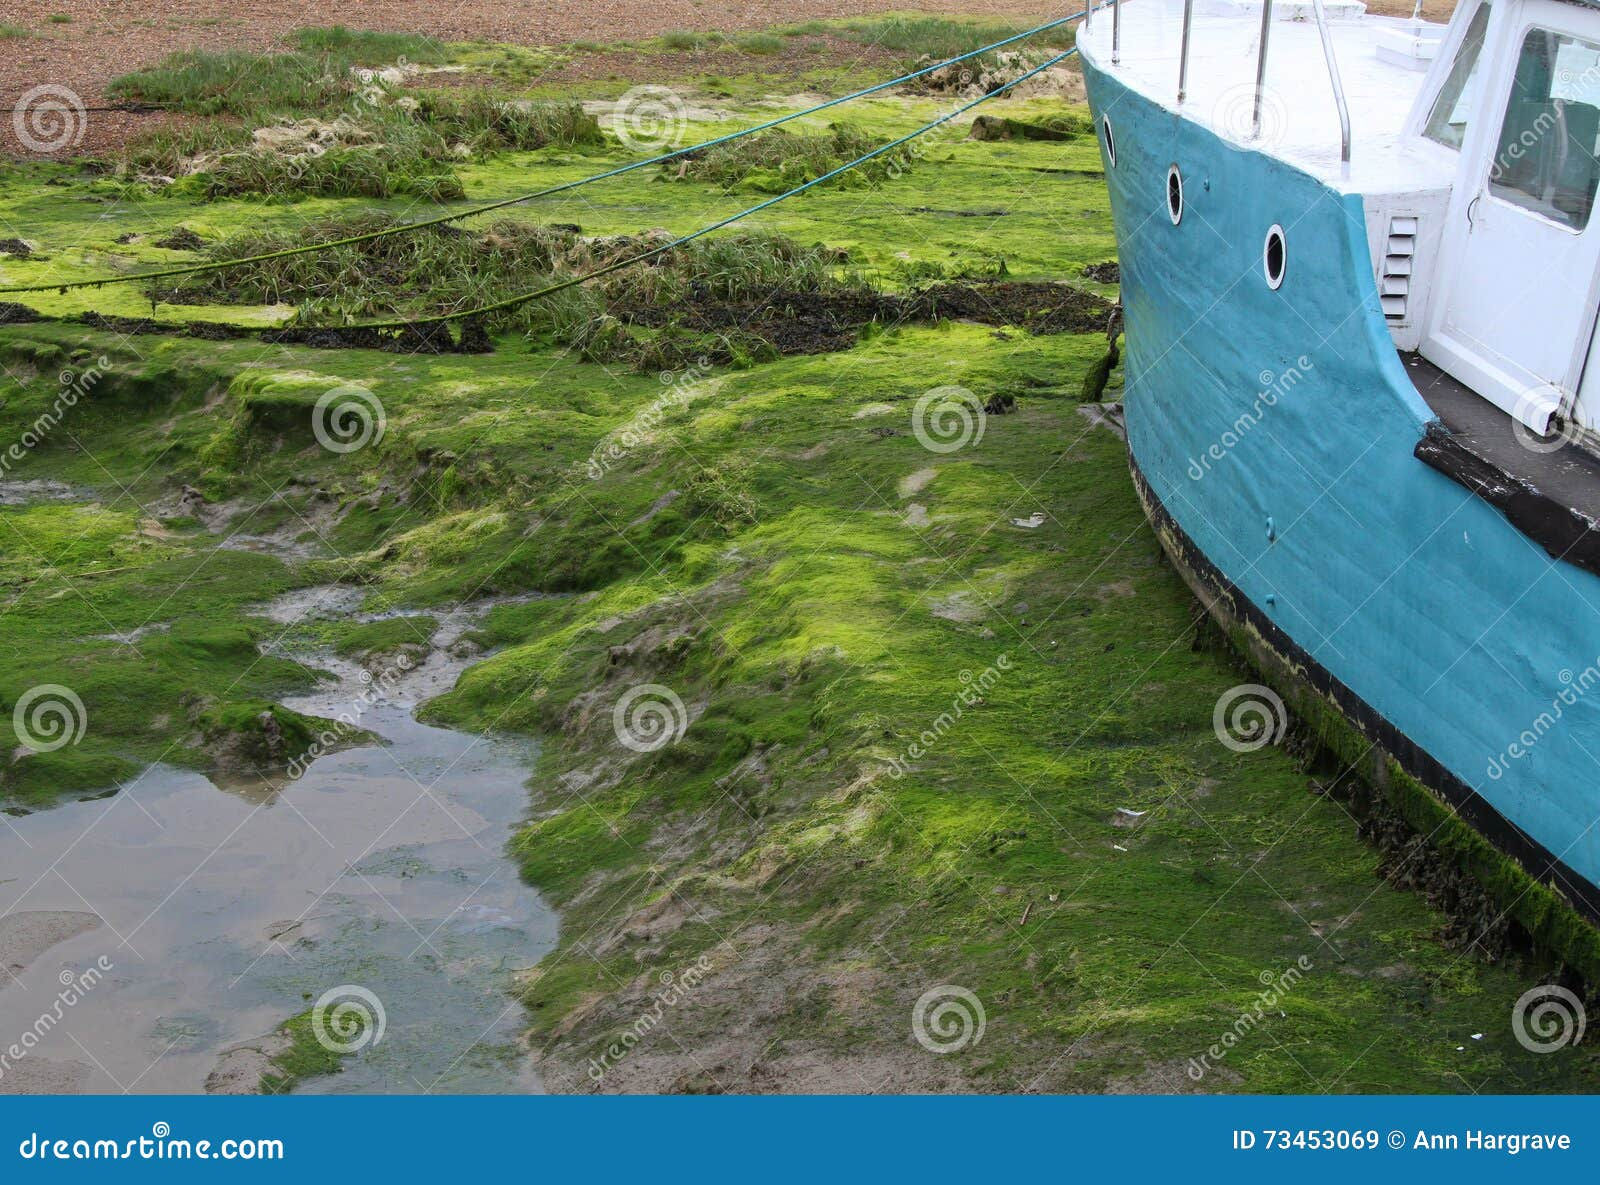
[1080, 55, 1600, 919]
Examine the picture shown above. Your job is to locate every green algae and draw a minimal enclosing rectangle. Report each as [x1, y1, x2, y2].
[0, 93, 1105, 324]
[0, 27, 1594, 1095]
[259, 1009, 347, 1094]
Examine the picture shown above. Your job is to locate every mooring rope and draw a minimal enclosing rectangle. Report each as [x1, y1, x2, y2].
[0, 14, 1085, 298]
[350, 47, 1079, 333]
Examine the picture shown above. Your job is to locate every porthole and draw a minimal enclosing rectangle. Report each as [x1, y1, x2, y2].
[1102, 115, 1116, 168]
[1166, 164, 1184, 225]
[1263, 224, 1287, 290]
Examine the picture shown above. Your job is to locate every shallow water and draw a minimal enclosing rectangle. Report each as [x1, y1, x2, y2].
[0, 589, 555, 1094]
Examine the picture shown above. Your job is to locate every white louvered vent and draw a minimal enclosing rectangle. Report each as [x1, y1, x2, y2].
[1380, 216, 1417, 321]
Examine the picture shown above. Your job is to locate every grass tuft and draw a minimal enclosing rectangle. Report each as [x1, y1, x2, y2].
[657, 30, 725, 51]
[406, 92, 604, 157]
[735, 32, 786, 55]
[107, 48, 350, 116]
[106, 26, 450, 116]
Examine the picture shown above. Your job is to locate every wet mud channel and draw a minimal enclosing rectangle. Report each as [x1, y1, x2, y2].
[0, 587, 554, 1094]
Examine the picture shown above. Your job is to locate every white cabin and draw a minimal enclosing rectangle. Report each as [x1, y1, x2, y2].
[1078, 0, 1600, 441]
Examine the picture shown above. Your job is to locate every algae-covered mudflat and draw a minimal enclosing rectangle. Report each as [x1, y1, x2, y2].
[0, 15, 1595, 1094]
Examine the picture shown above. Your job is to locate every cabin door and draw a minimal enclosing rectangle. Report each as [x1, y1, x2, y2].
[1424, 0, 1600, 434]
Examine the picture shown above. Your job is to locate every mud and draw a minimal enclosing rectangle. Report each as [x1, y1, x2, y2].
[20, 277, 1108, 361]
[0, 1057, 93, 1095]
[64, 311, 490, 354]
[205, 1032, 291, 1095]
[967, 114, 1091, 142]
[627, 280, 1113, 359]
[0, 910, 102, 979]
[899, 281, 1112, 333]
[264, 319, 493, 354]
[0, 479, 86, 506]
[153, 227, 206, 252]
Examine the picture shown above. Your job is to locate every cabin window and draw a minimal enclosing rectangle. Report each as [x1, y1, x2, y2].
[1103, 116, 1117, 168]
[1166, 164, 1184, 224]
[1487, 28, 1600, 231]
[1423, 2, 1491, 150]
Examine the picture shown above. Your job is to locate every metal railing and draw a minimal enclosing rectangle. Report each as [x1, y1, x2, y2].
[1169, 0, 1353, 165]
[1177, 0, 1195, 100]
[1252, 0, 1275, 138]
[1309, 0, 1353, 165]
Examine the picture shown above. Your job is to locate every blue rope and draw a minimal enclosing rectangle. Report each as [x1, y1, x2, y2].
[0, 14, 1084, 297]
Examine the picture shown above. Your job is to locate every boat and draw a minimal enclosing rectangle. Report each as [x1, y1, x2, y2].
[1077, 0, 1600, 952]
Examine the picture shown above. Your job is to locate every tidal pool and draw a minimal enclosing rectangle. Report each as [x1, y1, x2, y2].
[0, 590, 555, 1094]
